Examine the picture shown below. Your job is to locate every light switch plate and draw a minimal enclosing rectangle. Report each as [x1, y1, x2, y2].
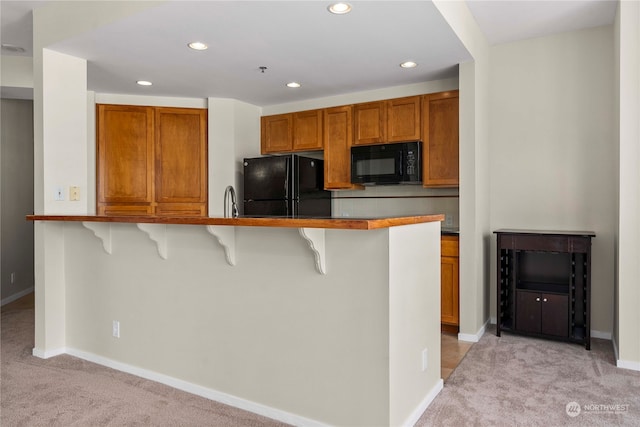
[70, 186, 80, 201]
[445, 214, 454, 227]
[54, 186, 64, 201]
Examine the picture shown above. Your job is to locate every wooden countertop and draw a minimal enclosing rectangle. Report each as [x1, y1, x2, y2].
[27, 214, 445, 230]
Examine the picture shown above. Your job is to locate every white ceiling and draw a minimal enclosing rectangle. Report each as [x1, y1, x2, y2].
[0, 0, 618, 106]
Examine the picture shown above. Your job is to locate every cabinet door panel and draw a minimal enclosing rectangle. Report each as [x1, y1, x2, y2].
[97, 105, 154, 203]
[261, 114, 293, 153]
[541, 294, 569, 337]
[354, 101, 386, 145]
[324, 106, 359, 190]
[155, 108, 207, 205]
[293, 110, 323, 151]
[516, 291, 541, 334]
[441, 255, 459, 325]
[422, 91, 459, 187]
[387, 96, 421, 142]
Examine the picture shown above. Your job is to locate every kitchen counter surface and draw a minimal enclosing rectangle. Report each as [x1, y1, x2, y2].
[27, 214, 445, 230]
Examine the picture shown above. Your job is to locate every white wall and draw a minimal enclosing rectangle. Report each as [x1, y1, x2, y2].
[41, 49, 87, 214]
[0, 56, 33, 88]
[261, 79, 458, 116]
[389, 222, 441, 426]
[53, 221, 441, 426]
[0, 99, 35, 304]
[1, 56, 34, 99]
[208, 98, 261, 216]
[489, 26, 616, 336]
[615, 0, 640, 368]
[433, 0, 491, 340]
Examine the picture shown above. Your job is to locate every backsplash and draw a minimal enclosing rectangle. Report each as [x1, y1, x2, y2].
[331, 185, 459, 227]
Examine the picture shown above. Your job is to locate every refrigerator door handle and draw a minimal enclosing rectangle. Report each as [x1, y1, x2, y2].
[284, 157, 290, 199]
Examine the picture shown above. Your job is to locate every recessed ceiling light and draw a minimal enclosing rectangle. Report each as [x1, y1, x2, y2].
[286, 82, 301, 88]
[328, 2, 352, 14]
[400, 61, 418, 68]
[188, 41, 208, 51]
[136, 80, 153, 86]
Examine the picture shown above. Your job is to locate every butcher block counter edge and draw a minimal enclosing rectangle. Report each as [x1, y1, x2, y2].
[27, 214, 445, 230]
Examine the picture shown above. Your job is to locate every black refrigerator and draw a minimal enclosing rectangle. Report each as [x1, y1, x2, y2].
[243, 155, 332, 217]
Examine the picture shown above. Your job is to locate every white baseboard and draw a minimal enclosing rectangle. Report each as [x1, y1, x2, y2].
[65, 347, 329, 427]
[403, 379, 443, 427]
[617, 358, 640, 371]
[32, 346, 66, 359]
[1, 286, 34, 306]
[612, 335, 640, 371]
[591, 329, 612, 340]
[458, 319, 489, 343]
[490, 317, 613, 341]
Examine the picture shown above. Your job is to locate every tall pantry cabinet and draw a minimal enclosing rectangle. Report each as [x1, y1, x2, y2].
[97, 104, 207, 216]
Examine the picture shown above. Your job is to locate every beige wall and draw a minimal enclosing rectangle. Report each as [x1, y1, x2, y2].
[488, 25, 616, 336]
[615, 0, 640, 368]
[52, 221, 441, 426]
[434, 0, 492, 341]
[0, 99, 35, 304]
[1, 55, 34, 99]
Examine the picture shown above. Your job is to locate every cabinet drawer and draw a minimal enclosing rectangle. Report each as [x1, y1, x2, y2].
[441, 235, 459, 257]
[98, 204, 153, 216]
[499, 234, 591, 254]
[499, 234, 568, 252]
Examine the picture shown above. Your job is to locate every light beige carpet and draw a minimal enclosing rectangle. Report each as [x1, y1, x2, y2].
[417, 328, 640, 426]
[3, 299, 640, 426]
[1, 305, 290, 426]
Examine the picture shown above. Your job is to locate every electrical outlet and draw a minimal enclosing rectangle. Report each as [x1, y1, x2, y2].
[112, 320, 120, 338]
[445, 214, 454, 227]
[70, 186, 80, 201]
[10, 272, 15, 284]
[422, 348, 428, 371]
[54, 186, 64, 201]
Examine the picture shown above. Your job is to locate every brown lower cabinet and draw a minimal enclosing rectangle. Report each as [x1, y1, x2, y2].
[516, 291, 568, 337]
[441, 235, 459, 331]
[97, 104, 207, 216]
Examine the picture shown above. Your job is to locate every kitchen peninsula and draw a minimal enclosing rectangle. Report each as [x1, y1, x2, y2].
[28, 214, 444, 426]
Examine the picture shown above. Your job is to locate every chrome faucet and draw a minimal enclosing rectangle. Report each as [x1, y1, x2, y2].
[224, 185, 239, 218]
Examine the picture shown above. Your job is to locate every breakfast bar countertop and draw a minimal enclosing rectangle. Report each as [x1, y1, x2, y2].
[27, 214, 445, 230]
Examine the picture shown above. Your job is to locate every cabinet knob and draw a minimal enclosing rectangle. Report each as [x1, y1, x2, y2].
[536, 297, 541, 302]
[543, 298, 548, 302]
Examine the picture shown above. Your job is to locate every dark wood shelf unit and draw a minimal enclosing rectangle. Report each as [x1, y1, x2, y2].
[495, 229, 595, 350]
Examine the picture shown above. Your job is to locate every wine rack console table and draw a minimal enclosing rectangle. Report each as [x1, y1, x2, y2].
[494, 229, 595, 350]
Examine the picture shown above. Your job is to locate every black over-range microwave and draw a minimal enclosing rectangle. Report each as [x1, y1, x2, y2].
[351, 141, 422, 185]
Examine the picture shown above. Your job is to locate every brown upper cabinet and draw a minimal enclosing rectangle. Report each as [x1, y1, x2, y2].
[261, 109, 323, 154]
[259, 90, 459, 188]
[353, 101, 386, 145]
[154, 107, 208, 216]
[422, 91, 459, 187]
[261, 113, 293, 153]
[353, 96, 421, 145]
[97, 104, 208, 216]
[293, 109, 323, 151]
[386, 96, 422, 142]
[323, 105, 363, 191]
